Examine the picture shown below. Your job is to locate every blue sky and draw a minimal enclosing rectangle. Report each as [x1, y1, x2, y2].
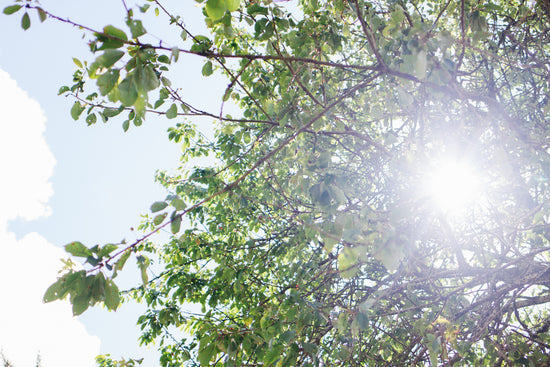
[0, 1, 225, 365]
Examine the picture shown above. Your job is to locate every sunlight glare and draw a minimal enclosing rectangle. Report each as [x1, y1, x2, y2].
[424, 160, 481, 213]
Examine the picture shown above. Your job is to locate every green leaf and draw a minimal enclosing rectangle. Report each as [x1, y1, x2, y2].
[3, 5, 22, 15]
[153, 213, 168, 226]
[90, 272, 106, 303]
[280, 330, 296, 343]
[171, 198, 186, 211]
[323, 235, 339, 252]
[202, 61, 213, 76]
[154, 99, 165, 109]
[72, 58, 83, 68]
[104, 279, 120, 310]
[103, 105, 124, 118]
[166, 103, 178, 119]
[264, 344, 284, 365]
[222, 88, 232, 101]
[247, 3, 268, 16]
[96, 50, 124, 68]
[97, 25, 128, 49]
[198, 343, 217, 366]
[140, 266, 148, 285]
[86, 113, 97, 125]
[158, 54, 170, 64]
[171, 47, 180, 62]
[171, 213, 182, 234]
[225, 0, 241, 12]
[338, 246, 359, 278]
[86, 255, 100, 267]
[58, 86, 70, 95]
[103, 25, 128, 41]
[133, 97, 146, 121]
[127, 19, 146, 38]
[43, 277, 66, 303]
[137, 255, 150, 285]
[98, 243, 118, 258]
[72, 293, 91, 316]
[36, 7, 47, 22]
[151, 201, 169, 212]
[44, 271, 85, 304]
[355, 312, 369, 331]
[66, 270, 86, 288]
[117, 250, 131, 269]
[65, 241, 92, 257]
[135, 65, 159, 92]
[118, 76, 138, 106]
[301, 342, 317, 356]
[21, 12, 30, 30]
[122, 119, 130, 132]
[206, 0, 226, 20]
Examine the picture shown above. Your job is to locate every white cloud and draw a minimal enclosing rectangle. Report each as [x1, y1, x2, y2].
[0, 69, 100, 367]
[0, 69, 54, 224]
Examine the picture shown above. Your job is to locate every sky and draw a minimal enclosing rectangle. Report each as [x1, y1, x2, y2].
[0, 1, 225, 366]
[0, 68, 100, 367]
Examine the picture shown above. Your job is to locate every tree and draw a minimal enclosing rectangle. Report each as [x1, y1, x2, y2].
[0, 350, 41, 367]
[5, 0, 550, 365]
[1, 350, 15, 367]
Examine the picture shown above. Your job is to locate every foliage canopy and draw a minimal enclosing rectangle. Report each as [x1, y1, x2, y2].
[6, 0, 550, 365]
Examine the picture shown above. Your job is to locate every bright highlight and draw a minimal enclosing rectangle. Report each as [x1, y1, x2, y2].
[424, 159, 482, 213]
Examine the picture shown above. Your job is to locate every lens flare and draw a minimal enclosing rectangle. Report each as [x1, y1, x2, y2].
[424, 159, 482, 213]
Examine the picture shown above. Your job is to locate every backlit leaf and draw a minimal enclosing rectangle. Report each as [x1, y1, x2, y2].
[95, 50, 124, 68]
[127, 19, 146, 38]
[198, 343, 217, 366]
[206, 0, 226, 20]
[226, 0, 241, 12]
[171, 197, 186, 211]
[98, 243, 118, 258]
[65, 241, 92, 257]
[118, 76, 138, 106]
[103, 25, 127, 41]
[171, 47, 179, 62]
[137, 255, 150, 285]
[96, 25, 127, 49]
[135, 65, 159, 92]
[104, 279, 120, 310]
[114, 251, 131, 273]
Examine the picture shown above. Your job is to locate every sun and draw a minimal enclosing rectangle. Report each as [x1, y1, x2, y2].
[423, 158, 483, 213]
